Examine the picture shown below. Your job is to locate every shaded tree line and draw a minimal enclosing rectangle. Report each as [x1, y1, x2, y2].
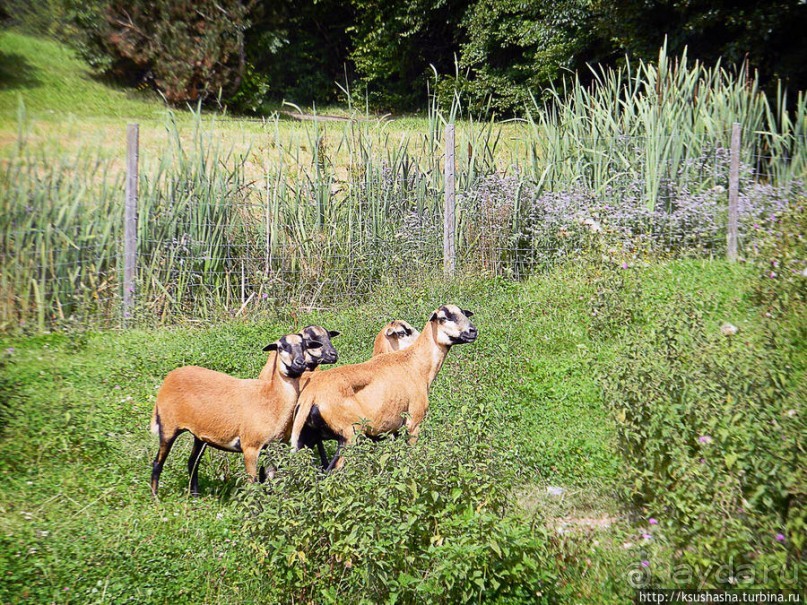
[3, 0, 806, 114]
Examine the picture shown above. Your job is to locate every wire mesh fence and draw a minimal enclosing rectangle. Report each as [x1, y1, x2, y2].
[1, 119, 803, 331]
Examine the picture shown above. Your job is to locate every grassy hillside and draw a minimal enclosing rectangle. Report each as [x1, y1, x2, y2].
[3, 257, 793, 603]
[0, 30, 166, 122]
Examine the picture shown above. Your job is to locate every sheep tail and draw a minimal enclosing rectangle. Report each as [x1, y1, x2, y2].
[150, 406, 161, 437]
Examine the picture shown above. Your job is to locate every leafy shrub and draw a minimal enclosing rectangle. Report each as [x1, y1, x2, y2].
[600, 292, 803, 585]
[752, 200, 807, 322]
[1, 0, 113, 72]
[750, 200, 807, 560]
[240, 419, 559, 604]
[0, 348, 21, 436]
[586, 258, 644, 340]
[453, 0, 594, 114]
[102, 0, 252, 104]
[229, 61, 270, 115]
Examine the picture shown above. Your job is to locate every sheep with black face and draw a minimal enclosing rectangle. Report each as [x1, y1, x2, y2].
[290, 305, 477, 470]
[150, 331, 331, 497]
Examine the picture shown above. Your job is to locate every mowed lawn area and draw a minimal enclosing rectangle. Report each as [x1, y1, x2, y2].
[0, 30, 528, 182]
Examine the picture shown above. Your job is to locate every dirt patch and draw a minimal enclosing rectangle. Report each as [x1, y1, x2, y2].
[280, 111, 377, 122]
[554, 515, 617, 534]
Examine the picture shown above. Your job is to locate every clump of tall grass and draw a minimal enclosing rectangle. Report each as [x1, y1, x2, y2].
[0, 139, 123, 330]
[523, 46, 806, 210]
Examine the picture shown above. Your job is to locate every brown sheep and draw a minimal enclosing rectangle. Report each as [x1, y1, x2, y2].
[150, 332, 325, 496]
[372, 319, 420, 355]
[297, 320, 419, 468]
[290, 305, 477, 470]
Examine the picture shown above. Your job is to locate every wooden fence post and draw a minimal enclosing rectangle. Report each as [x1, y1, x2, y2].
[727, 122, 741, 262]
[444, 124, 456, 277]
[123, 123, 139, 323]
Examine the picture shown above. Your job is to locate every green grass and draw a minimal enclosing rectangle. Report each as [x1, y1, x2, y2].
[0, 258, 763, 603]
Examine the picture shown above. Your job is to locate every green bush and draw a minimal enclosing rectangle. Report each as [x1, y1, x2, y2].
[240, 420, 559, 604]
[601, 290, 803, 586]
[751, 200, 807, 562]
[229, 61, 271, 115]
[752, 201, 807, 325]
[1, 0, 113, 72]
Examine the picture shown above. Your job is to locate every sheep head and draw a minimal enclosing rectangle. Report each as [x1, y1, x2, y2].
[299, 325, 340, 369]
[429, 305, 478, 346]
[384, 319, 420, 350]
[263, 333, 309, 377]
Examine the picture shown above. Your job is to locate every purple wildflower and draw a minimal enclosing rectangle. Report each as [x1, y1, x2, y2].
[641, 560, 650, 568]
[698, 435, 713, 445]
[642, 533, 652, 540]
[775, 533, 786, 543]
[648, 518, 658, 525]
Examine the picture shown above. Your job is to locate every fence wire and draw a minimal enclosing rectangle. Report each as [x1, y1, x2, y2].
[1, 124, 803, 330]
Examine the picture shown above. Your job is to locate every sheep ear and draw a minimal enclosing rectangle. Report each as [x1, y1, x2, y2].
[430, 312, 438, 322]
[462, 309, 474, 318]
[307, 340, 324, 349]
[385, 327, 396, 337]
[263, 342, 278, 352]
[328, 330, 340, 338]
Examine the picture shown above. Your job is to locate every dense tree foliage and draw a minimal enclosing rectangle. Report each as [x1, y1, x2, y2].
[102, 0, 252, 104]
[2, 0, 806, 113]
[241, 0, 354, 109]
[348, 0, 469, 110]
[452, 0, 600, 113]
[593, 0, 807, 89]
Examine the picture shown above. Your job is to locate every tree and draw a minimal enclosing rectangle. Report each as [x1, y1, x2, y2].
[592, 0, 807, 94]
[348, 0, 470, 111]
[244, 0, 354, 107]
[453, 0, 599, 114]
[103, 0, 253, 104]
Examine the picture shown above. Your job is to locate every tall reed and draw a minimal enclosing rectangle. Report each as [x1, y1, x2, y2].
[524, 46, 805, 210]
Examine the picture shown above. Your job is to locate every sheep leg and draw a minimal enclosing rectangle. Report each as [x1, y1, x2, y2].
[150, 432, 179, 497]
[324, 438, 347, 472]
[332, 452, 347, 471]
[316, 440, 329, 469]
[242, 446, 261, 482]
[187, 437, 206, 497]
[405, 419, 422, 445]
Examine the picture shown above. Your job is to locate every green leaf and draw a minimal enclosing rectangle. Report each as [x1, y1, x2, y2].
[724, 453, 738, 469]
